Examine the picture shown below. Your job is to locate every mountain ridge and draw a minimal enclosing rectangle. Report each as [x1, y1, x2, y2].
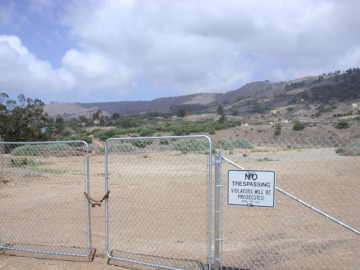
[45, 69, 360, 119]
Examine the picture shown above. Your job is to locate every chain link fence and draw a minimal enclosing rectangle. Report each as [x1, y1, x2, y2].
[105, 136, 212, 269]
[1, 136, 359, 269]
[216, 137, 360, 269]
[0, 141, 92, 257]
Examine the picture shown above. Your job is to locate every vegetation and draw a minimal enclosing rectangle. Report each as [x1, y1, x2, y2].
[285, 81, 305, 91]
[333, 111, 354, 118]
[335, 121, 350, 129]
[10, 143, 71, 156]
[336, 142, 360, 156]
[0, 93, 51, 142]
[108, 142, 137, 152]
[292, 120, 305, 131]
[1, 68, 360, 145]
[130, 139, 153, 148]
[217, 104, 224, 115]
[214, 138, 254, 150]
[89, 114, 241, 140]
[274, 125, 281, 136]
[176, 109, 186, 117]
[173, 138, 209, 153]
[0, 93, 93, 144]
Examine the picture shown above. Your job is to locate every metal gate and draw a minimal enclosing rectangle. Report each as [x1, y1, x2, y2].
[105, 136, 212, 269]
[0, 141, 92, 257]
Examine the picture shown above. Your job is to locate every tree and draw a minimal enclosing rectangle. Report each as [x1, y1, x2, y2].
[55, 114, 65, 134]
[218, 114, 226, 123]
[99, 115, 106, 126]
[176, 109, 186, 117]
[93, 110, 102, 121]
[0, 93, 51, 141]
[217, 104, 224, 115]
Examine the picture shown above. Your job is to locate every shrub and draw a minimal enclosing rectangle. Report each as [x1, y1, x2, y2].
[233, 138, 254, 149]
[71, 134, 93, 144]
[215, 139, 235, 150]
[139, 127, 154, 137]
[108, 143, 137, 152]
[274, 127, 281, 136]
[292, 120, 305, 131]
[335, 121, 350, 129]
[131, 139, 153, 148]
[336, 143, 360, 156]
[159, 139, 170, 145]
[11, 143, 70, 156]
[173, 127, 186, 136]
[96, 129, 117, 141]
[214, 138, 254, 150]
[158, 144, 171, 151]
[173, 138, 209, 153]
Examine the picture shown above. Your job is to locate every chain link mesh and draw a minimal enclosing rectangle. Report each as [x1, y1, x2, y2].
[1, 136, 358, 269]
[105, 136, 211, 269]
[0, 141, 91, 257]
[217, 137, 360, 269]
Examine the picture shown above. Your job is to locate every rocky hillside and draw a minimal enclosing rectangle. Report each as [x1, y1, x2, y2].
[45, 68, 360, 119]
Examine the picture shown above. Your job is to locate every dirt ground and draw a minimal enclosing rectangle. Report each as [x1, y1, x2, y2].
[0, 139, 359, 270]
[0, 153, 121, 270]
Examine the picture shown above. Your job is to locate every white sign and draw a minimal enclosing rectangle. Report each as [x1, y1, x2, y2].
[227, 170, 276, 208]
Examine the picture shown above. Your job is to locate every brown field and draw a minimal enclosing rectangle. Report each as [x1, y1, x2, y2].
[0, 139, 359, 270]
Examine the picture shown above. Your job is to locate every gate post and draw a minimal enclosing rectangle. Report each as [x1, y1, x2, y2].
[214, 152, 222, 270]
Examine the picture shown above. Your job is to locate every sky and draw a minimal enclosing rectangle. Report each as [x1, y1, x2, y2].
[0, 0, 359, 104]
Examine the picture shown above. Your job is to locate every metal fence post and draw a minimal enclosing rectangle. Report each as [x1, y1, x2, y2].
[214, 152, 222, 270]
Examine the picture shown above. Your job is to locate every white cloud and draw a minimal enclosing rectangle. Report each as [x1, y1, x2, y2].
[61, 48, 137, 96]
[0, 35, 72, 96]
[1, 0, 360, 102]
[338, 47, 360, 70]
[60, 0, 360, 97]
[60, 0, 259, 97]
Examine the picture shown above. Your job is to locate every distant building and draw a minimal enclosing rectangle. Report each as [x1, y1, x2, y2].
[40, 127, 57, 134]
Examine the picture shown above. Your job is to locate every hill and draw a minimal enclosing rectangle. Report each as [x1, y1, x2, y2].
[45, 68, 360, 120]
[45, 93, 220, 119]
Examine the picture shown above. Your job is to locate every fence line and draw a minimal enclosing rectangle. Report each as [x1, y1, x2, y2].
[217, 137, 360, 269]
[222, 155, 360, 236]
[1, 136, 359, 269]
[0, 141, 92, 257]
